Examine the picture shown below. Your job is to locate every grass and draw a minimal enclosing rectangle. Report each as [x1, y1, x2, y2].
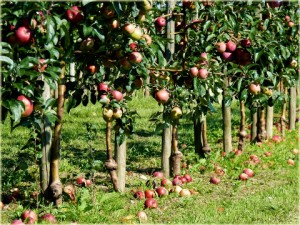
[1, 90, 299, 224]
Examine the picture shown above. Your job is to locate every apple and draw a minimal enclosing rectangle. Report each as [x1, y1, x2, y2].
[210, 177, 220, 184]
[133, 77, 143, 89]
[226, 40, 236, 52]
[179, 177, 188, 184]
[215, 42, 226, 53]
[100, 94, 110, 104]
[222, 52, 233, 61]
[268, 1, 281, 8]
[243, 168, 254, 177]
[134, 190, 145, 200]
[161, 178, 173, 189]
[17, 95, 34, 117]
[111, 90, 123, 102]
[87, 65, 97, 74]
[144, 198, 158, 209]
[214, 166, 225, 176]
[112, 108, 123, 119]
[198, 68, 208, 79]
[155, 17, 166, 27]
[131, 27, 143, 40]
[179, 189, 191, 197]
[285, 15, 291, 22]
[102, 108, 114, 122]
[137, 211, 147, 223]
[11, 220, 25, 225]
[287, 159, 295, 166]
[240, 39, 251, 48]
[155, 89, 170, 104]
[137, 11, 146, 23]
[239, 173, 249, 181]
[110, 19, 119, 29]
[172, 178, 183, 186]
[235, 149, 242, 156]
[129, 52, 143, 64]
[264, 151, 272, 157]
[141, 0, 152, 11]
[288, 21, 294, 27]
[21, 210, 37, 224]
[76, 177, 85, 186]
[200, 52, 208, 60]
[272, 135, 282, 143]
[170, 107, 182, 120]
[101, 4, 115, 19]
[235, 48, 252, 65]
[129, 42, 139, 51]
[85, 179, 92, 186]
[289, 59, 297, 68]
[0, 201, 4, 209]
[171, 185, 182, 194]
[249, 83, 261, 95]
[119, 58, 132, 70]
[15, 26, 32, 45]
[123, 23, 135, 34]
[155, 187, 168, 197]
[40, 213, 57, 224]
[80, 38, 95, 52]
[66, 6, 84, 24]
[144, 190, 155, 198]
[142, 34, 152, 46]
[190, 67, 199, 77]
[152, 171, 164, 179]
[292, 149, 299, 155]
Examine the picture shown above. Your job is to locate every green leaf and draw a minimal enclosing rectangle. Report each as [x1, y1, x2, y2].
[0, 56, 14, 69]
[9, 100, 23, 122]
[46, 15, 56, 43]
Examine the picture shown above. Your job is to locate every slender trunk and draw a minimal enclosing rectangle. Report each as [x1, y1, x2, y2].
[222, 77, 232, 152]
[50, 63, 65, 205]
[281, 88, 288, 138]
[70, 62, 76, 82]
[202, 116, 211, 155]
[114, 133, 126, 192]
[143, 76, 150, 97]
[266, 105, 274, 138]
[171, 120, 182, 177]
[257, 106, 267, 142]
[251, 109, 258, 143]
[40, 78, 52, 199]
[289, 87, 296, 130]
[105, 121, 118, 191]
[193, 114, 203, 156]
[161, 0, 175, 178]
[238, 101, 246, 151]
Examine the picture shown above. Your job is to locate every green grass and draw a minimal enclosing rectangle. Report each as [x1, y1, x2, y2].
[1, 91, 299, 224]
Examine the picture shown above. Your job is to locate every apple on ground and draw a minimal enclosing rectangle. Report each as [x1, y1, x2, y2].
[171, 185, 182, 194]
[210, 177, 220, 184]
[155, 187, 168, 197]
[243, 168, 254, 177]
[287, 159, 295, 166]
[40, 213, 57, 224]
[17, 95, 34, 117]
[152, 171, 164, 179]
[76, 177, 85, 186]
[179, 189, 191, 197]
[239, 173, 249, 181]
[134, 190, 145, 200]
[144, 198, 158, 209]
[85, 179, 92, 186]
[183, 174, 192, 183]
[21, 210, 37, 224]
[137, 211, 147, 223]
[11, 220, 25, 225]
[161, 178, 173, 189]
[172, 177, 183, 186]
[144, 189, 156, 198]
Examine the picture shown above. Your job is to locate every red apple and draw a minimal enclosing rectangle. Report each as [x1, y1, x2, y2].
[243, 168, 254, 177]
[179, 189, 191, 197]
[15, 26, 32, 45]
[272, 135, 282, 143]
[111, 90, 123, 102]
[285, 15, 291, 22]
[112, 108, 123, 119]
[86, 65, 97, 74]
[161, 178, 173, 189]
[155, 187, 168, 197]
[144, 198, 158, 209]
[236, 48, 252, 65]
[17, 95, 33, 117]
[85, 179, 92, 186]
[179, 177, 187, 184]
[76, 177, 85, 186]
[129, 42, 139, 51]
[134, 190, 145, 200]
[155, 17, 166, 27]
[215, 42, 226, 53]
[210, 177, 220, 184]
[172, 178, 183, 186]
[226, 40, 236, 52]
[66, 6, 84, 24]
[198, 68, 208, 79]
[249, 83, 261, 95]
[152, 171, 164, 179]
[240, 39, 251, 48]
[268, 1, 281, 8]
[40, 213, 57, 224]
[11, 220, 25, 225]
[155, 89, 170, 104]
[264, 151, 272, 157]
[21, 210, 37, 224]
[222, 52, 233, 61]
[239, 173, 249, 181]
[144, 190, 155, 198]
[190, 67, 199, 77]
[287, 159, 295, 166]
[100, 94, 110, 104]
[235, 149, 243, 156]
[200, 52, 208, 60]
[129, 51, 143, 64]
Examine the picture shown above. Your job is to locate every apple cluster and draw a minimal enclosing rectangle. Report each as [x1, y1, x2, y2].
[11, 210, 57, 224]
[189, 52, 209, 79]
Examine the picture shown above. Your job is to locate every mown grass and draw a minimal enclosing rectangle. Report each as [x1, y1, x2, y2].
[1, 90, 299, 224]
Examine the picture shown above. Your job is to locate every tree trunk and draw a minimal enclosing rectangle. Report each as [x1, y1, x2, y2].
[105, 121, 118, 191]
[161, 0, 175, 178]
[281, 88, 288, 138]
[222, 77, 232, 153]
[251, 109, 258, 143]
[40, 77, 52, 199]
[193, 114, 203, 156]
[143, 76, 150, 97]
[238, 101, 246, 151]
[202, 116, 211, 155]
[70, 62, 76, 82]
[170, 120, 182, 177]
[289, 87, 296, 130]
[50, 62, 66, 206]
[114, 134, 126, 192]
[266, 105, 274, 138]
[257, 106, 267, 142]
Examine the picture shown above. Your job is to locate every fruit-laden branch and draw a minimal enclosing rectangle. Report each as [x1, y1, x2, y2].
[104, 118, 118, 191]
[238, 100, 247, 151]
[50, 61, 66, 206]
